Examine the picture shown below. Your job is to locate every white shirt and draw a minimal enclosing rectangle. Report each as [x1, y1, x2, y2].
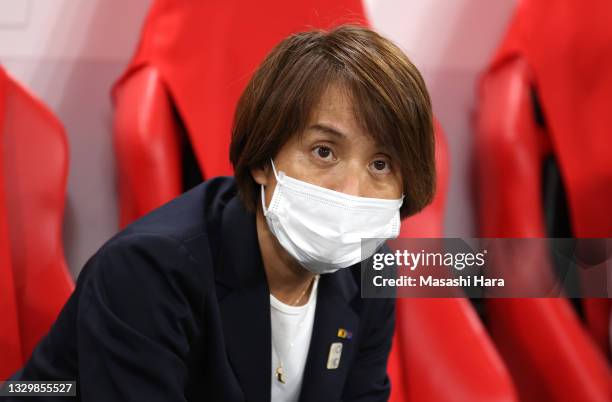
[270, 276, 319, 402]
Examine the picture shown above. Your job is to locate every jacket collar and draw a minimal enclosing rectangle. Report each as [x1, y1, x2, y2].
[213, 196, 360, 402]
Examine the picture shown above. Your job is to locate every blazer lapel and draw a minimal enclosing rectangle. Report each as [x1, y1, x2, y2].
[210, 196, 362, 402]
[299, 268, 360, 402]
[214, 197, 272, 401]
[218, 282, 271, 401]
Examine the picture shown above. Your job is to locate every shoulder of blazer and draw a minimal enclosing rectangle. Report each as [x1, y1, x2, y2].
[116, 176, 238, 244]
[78, 176, 239, 304]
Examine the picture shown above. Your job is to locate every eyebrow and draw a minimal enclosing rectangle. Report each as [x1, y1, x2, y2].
[307, 123, 347, 139]
[306, 123, 397, 159]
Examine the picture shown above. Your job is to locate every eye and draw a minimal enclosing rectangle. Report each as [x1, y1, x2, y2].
[369, 158, 391, 174]
[312, 145, 336, 162]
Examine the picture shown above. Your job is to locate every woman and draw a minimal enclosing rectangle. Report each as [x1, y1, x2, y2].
[8, 25, 435, 401]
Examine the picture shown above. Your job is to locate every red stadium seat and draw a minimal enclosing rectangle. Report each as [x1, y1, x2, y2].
[0, 66, 74, 377]
[113, 65, 183, 228]
[476, 10, 612, 398]
[0, 70, 22, 379]
[112, 0, 370, 228]
[389, 121, 518, 402]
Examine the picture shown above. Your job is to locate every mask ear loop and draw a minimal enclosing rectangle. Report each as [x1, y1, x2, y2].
[261, 159, 280, 215]
[270, 159, 281, 179]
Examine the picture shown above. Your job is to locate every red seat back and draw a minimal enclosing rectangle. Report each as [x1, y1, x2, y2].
[0, 66, 73, 373]
[476, 9, 612, 397]
[0, 69, 22, 379]
[114, 0, 368, 184]
[389, 121, 517, 402]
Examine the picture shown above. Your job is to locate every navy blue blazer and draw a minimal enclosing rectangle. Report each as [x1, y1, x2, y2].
[6, 177, 395, 402]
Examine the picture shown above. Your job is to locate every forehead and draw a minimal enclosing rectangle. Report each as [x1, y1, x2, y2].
[307, 85, 367, 138]
[305, 83, 393, 153]
[310, 84, 353, 116]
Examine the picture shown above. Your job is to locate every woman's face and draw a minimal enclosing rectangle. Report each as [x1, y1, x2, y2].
[252, 84, 403, 207]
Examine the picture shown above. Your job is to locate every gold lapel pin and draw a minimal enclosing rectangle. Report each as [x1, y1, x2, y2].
[337, 328, 353, 339]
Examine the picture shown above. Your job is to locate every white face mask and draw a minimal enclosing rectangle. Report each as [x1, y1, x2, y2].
[261, 160, 404, 274]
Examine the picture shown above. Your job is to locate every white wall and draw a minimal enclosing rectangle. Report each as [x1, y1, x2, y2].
[1, 0, 516, 277]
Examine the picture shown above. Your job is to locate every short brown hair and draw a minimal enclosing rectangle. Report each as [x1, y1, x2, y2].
[229, 25, 435, 218]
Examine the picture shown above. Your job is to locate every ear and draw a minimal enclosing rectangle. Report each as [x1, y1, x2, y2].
[251, 164, 270, 186]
